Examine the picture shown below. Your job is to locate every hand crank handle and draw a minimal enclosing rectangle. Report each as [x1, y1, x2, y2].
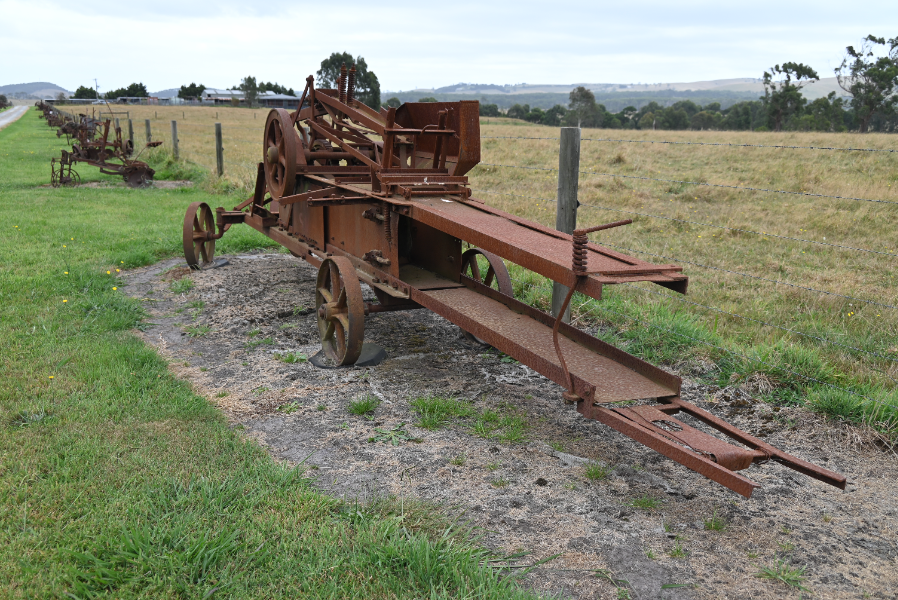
[573, 219, 632, 236]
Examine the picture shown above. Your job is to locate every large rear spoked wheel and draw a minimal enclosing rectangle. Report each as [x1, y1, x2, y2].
[263, 108, 297, 200]
[183, 201, 216, 269]
[459, 248, 513, 345]
[316, 257, 365, 365]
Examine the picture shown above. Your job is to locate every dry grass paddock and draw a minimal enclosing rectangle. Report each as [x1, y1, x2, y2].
[84, 104, 897, 426]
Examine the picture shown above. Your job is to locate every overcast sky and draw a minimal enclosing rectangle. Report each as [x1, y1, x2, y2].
[1, 0, 896, 93]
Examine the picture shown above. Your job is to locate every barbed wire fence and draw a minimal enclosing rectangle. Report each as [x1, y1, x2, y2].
[477, 129, 897, 426]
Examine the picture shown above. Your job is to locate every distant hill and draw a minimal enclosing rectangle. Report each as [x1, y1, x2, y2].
[150, 88, 180, 99]
[385, 77, 846, 111]
[0, 82, 71, 99]
[396, 77, 842, 98]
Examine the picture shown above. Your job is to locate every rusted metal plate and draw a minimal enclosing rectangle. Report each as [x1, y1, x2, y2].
[408, 196, 686, 297]
[415, 284, 678, 403]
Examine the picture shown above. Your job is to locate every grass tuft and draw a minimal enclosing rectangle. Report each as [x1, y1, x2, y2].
[410, 394, 475, 430]
[704, 510, 727, 531]
[756, 560, 809, 591]
[628, 495, 663, 510]
[169, 278, 194, 294]
[584, 462, 611, 481]
[348, 395, 381, 416]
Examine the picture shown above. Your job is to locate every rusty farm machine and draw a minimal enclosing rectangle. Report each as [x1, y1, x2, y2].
[37, 102, 160, 187]
[181, 67, 846, 498]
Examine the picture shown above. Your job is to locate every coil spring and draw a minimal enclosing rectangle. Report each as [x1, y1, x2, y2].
[338, 65, 348, 104]
[347, 66, 356, 105]
[572, 233, 588, 273]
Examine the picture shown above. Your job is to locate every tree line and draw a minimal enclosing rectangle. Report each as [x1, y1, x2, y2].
[489, 35, 898, 133]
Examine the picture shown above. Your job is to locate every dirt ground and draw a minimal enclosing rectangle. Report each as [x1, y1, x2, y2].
[123, 252, 898, 600]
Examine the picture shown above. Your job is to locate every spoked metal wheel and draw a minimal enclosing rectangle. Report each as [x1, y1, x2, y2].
[51, 158, 79, 187]
[459, 248, 513, 345]
[263, 108, 297, 200]
[183, 201, 216, 269]
[316, 257, 365, 365]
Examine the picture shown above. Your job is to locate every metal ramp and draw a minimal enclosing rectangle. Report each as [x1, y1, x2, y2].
[410, 276, 846, 498]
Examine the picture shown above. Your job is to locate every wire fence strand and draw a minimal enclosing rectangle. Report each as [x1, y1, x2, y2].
[619, 282, 898, 368]
[507, 275, 896, 412]
[600, 243, 897, 310]
[481, 134, 897, 154]
[475, 189, 895, 257]
[475, 187, 896, 309]
[476, 162, 898, 206]
[580, 137, 898, 153]
[577, 297, 898, 412]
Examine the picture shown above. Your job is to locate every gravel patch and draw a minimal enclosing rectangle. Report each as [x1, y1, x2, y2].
[124, 252, 898, 600]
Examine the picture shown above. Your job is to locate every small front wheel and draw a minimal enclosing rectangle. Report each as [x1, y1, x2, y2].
[183, 201, 216, 269]
[316, 257, 365, 365]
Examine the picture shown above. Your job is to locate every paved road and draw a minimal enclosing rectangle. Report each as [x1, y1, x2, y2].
[0, 106, 29, 131]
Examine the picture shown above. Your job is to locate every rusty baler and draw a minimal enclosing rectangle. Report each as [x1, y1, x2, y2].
[182, 66, 846, 498]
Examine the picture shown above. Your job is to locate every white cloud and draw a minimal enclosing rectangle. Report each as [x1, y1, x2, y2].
[1, 0, 895, 92]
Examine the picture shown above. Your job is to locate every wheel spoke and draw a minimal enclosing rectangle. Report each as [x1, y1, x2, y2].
[323, 319, 335, 342]
[317, 286, 333, 303]
[330, 268, 341, 300]
[484, 267, 496, 287]
[335, 287, 347, 309]
[468, 259, 481, 281]
[334, 316, 347, 356]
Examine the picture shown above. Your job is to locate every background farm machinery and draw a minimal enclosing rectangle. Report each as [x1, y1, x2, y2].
[50, 114, 159, 187]
[182, 66, 846, 498]
[35, 100, 69, 128]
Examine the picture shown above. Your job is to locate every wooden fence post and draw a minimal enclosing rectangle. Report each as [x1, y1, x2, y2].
[551, 127, 581, 323]
[215, 123, 223, 176]
[171, 121, 179, 160]
[145, 119, 152, 144]
[127, 119, 134, 145]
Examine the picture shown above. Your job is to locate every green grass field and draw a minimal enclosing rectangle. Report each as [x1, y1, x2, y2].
[0, 111, 537, 598]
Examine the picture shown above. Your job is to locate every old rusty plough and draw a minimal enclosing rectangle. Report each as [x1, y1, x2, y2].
[181, 66, 845, 498]
[51, 117, 159, 188]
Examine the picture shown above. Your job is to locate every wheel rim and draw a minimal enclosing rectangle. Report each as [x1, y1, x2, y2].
[460, 248, 513, 345]
[316, 257, 365, 365]
[183, 201, 216, 269]
[263, 108, 297, 200]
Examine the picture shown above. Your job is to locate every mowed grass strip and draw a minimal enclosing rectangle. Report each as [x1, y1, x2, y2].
[0, 112, 536, 599]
